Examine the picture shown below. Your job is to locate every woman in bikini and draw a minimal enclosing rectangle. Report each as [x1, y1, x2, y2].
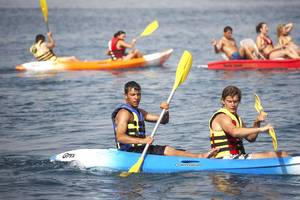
[276, 23, 300, 56]
[255, 22, 299, 60]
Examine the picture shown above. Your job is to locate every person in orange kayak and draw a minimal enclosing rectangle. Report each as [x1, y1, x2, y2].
[209, 85, 288, 159]
[211, 26, 257, 60]
[256, 22, 299, 59]
[30, 32, 78, 62]
[112, 81, 218, 158]
[107, 30, 143, 60]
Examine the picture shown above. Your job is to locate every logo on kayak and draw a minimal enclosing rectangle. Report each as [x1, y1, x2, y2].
[62, 153, 75, 159]
[176, 160, 200, 167]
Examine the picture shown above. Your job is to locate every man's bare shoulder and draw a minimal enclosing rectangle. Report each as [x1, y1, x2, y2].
[115, 108, 132, 120]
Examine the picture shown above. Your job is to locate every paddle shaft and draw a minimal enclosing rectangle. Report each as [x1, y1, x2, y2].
[138, 88, 176, 161]
[45, 22, 49, 32]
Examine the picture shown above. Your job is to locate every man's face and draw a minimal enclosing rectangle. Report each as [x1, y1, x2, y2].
[224, 30, 233, 39]
[222, 95, 240, 114]
[125, 88, 141, 108]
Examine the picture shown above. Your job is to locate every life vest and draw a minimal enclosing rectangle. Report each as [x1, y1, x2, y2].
[30, 41, 57, 61]
[108, 37, 126, 59]
[111, 103, 146, 151]
[209, 108, 245, 158]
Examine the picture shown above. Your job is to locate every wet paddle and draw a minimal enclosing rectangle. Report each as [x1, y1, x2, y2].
[254, 93, 278, 151]
[120, 51, 193, 177]
[40, 0, 49, 32]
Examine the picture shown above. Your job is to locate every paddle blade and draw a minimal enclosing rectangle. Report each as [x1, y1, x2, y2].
[254, 93, 263, 113]
[40, 0, 48, 23]
[173, 51, 193, 90]
[269, 128, 278, 151]
[120, 157, 144, 177]
[140, 20, 159, 37]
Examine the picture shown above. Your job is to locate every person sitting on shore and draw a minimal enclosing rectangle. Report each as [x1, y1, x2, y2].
[276, 22, 300, 56]
[211, 26, 257, 60]
[256, 22, 299, 60]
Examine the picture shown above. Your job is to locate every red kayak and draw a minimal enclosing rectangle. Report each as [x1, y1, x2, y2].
[207, 59, 300, 70]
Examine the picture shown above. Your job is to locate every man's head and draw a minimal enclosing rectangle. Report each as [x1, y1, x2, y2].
[35, 34, 45, 43]
[223, 26, 233, 39]
[221, 85, 242, 113]
[124, 81, 141, 108]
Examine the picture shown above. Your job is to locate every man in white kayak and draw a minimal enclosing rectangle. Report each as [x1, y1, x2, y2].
[112, 81, 218, 158]
[209, 85, 288, 159]
[30, 32, 77, 62]
[107, 30, 143, 60]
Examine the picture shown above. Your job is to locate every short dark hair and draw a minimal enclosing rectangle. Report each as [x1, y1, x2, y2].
[35, 34, 45, 43]
[114, 30, 126, 38]
[124, 81, 141, 94]
[256, 22, 266, 33]
[221, 85, 242, 101]
[224, 26, 233, 33]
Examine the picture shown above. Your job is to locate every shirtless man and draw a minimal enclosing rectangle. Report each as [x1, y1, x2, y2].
[212, 26, 256, 60]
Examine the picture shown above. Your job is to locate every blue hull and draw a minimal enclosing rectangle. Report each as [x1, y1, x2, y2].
[50, 149, 300, 175]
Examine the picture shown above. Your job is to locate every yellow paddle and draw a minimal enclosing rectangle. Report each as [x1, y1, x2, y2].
[254, 93, 278, 151]
[120, 51, 193, 177]
[139, 20, 159, 38]
[40, 0, 49, 32]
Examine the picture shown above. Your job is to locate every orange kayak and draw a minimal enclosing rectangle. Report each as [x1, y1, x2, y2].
[16, 49, 173, 71]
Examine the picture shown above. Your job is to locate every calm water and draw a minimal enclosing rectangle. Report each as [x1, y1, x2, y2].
[1, 0, 300, 199]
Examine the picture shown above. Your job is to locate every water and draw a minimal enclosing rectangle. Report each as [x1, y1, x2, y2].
[1, 0, 300, 199]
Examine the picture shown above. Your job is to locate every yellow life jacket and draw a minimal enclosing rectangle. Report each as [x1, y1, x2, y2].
[30, 41, 57, 61]
[209, 108, 245, 158]
[112, 104, 146, 151]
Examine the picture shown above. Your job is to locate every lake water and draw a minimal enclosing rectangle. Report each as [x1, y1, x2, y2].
[1, 0, 300, 199]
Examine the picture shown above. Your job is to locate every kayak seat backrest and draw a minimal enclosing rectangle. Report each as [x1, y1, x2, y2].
[240, 38, 266, 60]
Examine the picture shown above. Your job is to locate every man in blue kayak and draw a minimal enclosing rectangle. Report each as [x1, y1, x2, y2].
[112, 81, 218, 158]
[209, 85, 288, 159]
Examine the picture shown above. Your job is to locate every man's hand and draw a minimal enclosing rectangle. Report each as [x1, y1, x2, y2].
[144, 136, 153, 144]
[160, 102, 169, 110]
[256, 111, 267, 122]
[211, 39, 217, 46]
[259, 123, 273, 132]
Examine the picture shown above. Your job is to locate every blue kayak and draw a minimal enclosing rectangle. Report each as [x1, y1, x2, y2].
[50, 148, 300, 175]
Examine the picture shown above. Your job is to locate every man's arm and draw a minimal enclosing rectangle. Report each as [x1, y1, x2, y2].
[211, 39, 223, 53]
[115, 109, 153, 144]
[46, 32, 55, 49]
[216, 114, 272, 139]
[140, 102, 169, 124]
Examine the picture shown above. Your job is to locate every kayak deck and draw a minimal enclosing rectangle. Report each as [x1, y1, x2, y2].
[50, 149, 300, 175]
